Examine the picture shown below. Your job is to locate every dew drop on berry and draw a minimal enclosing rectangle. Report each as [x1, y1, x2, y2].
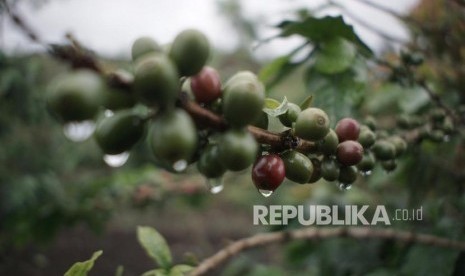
[361, 170, 372, 176]
[63, 120, 95, 142]
[338, 183, 352, 191]
[207, 177, 224, 194]
[258, 189, 274, 197]
[103, 151, 130, 167]
[172, 159, 188, 172]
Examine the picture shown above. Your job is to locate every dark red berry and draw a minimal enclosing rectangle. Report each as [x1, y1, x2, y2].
[190, 66, 222, 104]
[336, 140, 364, 166]
[335, 118, 360, 142]
[252, 154, 285, 192]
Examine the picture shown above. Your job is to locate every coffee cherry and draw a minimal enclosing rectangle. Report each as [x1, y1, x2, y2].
[148, 109, 198, 165]
[94, 110, 146, 155]
[388, 136, 407, 157]
[131, 37, 162, 62]
[190, 66, 222, 104]
[197, 144, 226, 178]
[281, 150, 313, 184]
[224, 71, 257, 88]
[278, 103, 301, 127]
[318, 129, 339, 155]
[358, 126, 376, 148]
[217, 129, 258, 171]
[294, 107, 330, 141]
[252, 112, 269, 130]
[364, 116, 377, 131]
[336, 140, 363, 166]
[134, 54, 180, 106]
[357, 151, 375, 173]
[381, 159, 397, 172]
[321, 157, 340, 182]
[47, 70, 104, 122]
[308, 158, 322, 183]
[338, 166, 358, 184]
[335, 117, 360, 142]
[252, 154, 286, 192]
[222, 73, 265, 128]
[169, 29, 210, 76]
[371, 140, 396, 161]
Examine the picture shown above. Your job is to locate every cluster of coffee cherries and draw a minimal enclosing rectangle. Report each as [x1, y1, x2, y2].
[45, 29, 407, 197]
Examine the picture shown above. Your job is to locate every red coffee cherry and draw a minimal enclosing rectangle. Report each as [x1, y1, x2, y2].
[336, 140, 364, 166]
[335, 118, 360, 142]
[252, 154, 286, 192]
[190, 66, 222, 104]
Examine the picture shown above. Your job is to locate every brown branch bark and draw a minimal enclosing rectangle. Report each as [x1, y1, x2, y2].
[189, 226, 465, 276]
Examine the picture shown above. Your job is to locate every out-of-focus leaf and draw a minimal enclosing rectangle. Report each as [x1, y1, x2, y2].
[277, 15, 372, 56]
[259, 56, 290, 84]
[137, 226, 172, 269]
[169, 264, 194, 276]
[142, 269, 168, 276]
[314, 37, 356, 74]
[401, 245, 459, 276]
[64, 250, 103, 276]
[263, 97, 289, 117]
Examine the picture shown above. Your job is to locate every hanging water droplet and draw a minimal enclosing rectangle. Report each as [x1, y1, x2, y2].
[172, 160, 188, 172]
[103, 152, 130, 167]
[338, 183, 352, 191]
[207, 177, 224, 194]
[104, 110, 114, 117]
[258, 189, 273, 197]
[63, 120, 95, 142]
[361, 170, 372, 176]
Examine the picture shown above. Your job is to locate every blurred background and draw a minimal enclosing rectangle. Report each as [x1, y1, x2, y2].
[1, 0, 465, 275]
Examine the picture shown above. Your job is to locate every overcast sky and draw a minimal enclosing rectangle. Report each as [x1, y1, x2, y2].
[0, 0, 419, 60]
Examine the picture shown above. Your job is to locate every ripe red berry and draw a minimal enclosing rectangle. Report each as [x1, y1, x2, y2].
[252, 154, 286, 192]
[335, 118, 360, 142]
[190, 66, 222, 104]
[336, 140, 364, 166]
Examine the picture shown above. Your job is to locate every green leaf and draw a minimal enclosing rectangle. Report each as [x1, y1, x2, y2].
[64, 250, 103, 276]
[142, 269, 169, 276]
[401, 245, 459, 276]
[314, 37, 356, 74]
[263, 97, 289, 117]
[137, 226, 172, 269]
[115, 265, 124, 276]
[278, 15, 372, 56]
[299, 95, 314, 110]
[259, 55, 289, 84]
[170, 264, 194, 276]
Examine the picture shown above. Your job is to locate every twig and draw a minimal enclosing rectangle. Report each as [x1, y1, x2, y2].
[189, 226, 465, 275]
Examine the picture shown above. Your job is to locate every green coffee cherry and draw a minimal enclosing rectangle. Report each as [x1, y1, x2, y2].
[372, 140, 396, 161]
[217, 129, 258, 171]
[338, 166, 358, 184]
[281, 150, 313, 184]
[308, 158, 322, 183]
[224, 71, 257, 88]
[381, 159, 397, 172]
[317, 128, 339, 155]
[94, 110, 146, 155]
[278, 102, 301, 127]
[47, 70, 105, 122]
[197, 144, 227, 178]
[294, 107, 330, 141]
[357, 151, 375, 173]
[222, 73, 265, 128]
[148, 109, 198, 165]
[363, 116, 377, 131]
[388, 136, 407, 157]
[133, 53, 180, 106]
[358, 126, 376, 148]
[321, 157, 340, 182]
[131, 37, 162, 61]
[169, 29, 210, 76]
[252, 112, 269, 130]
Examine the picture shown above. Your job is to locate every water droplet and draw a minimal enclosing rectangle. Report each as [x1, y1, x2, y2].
[172, 160, 188, 172]
[338, 183, 352, 191]
[103, 152, 130, 167]
[258, 189, 273, 197]
[104, 110, 114, 117]
[361, 170, 372, 176]
[63, 120, 95, 142]
[207, 177, 224, 194]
